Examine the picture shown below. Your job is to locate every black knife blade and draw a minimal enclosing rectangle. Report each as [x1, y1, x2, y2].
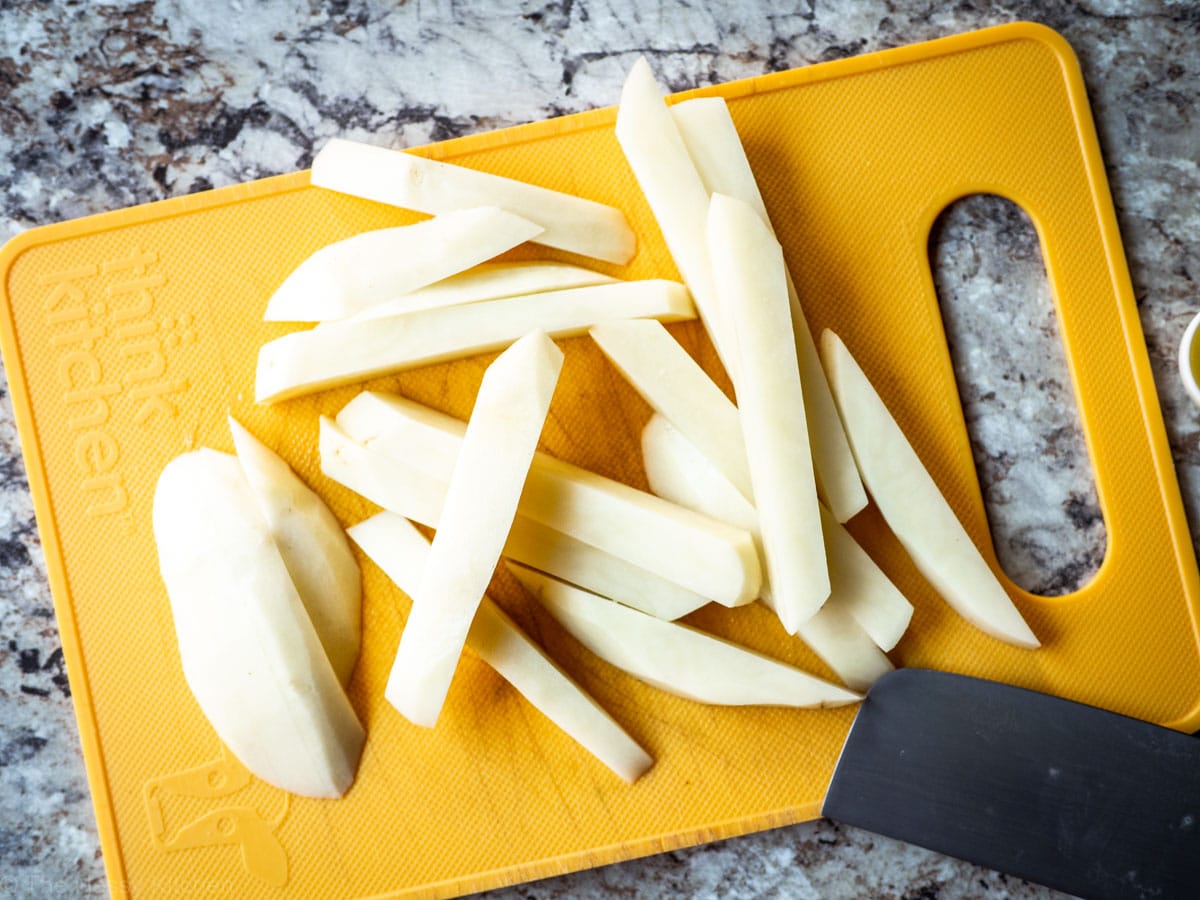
[821, 668, 1200, 900]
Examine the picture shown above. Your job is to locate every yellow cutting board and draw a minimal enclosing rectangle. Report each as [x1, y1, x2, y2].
[2, 21, 1198, 900]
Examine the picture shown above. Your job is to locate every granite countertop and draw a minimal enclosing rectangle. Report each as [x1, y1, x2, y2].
[1, 1, 1197, 898]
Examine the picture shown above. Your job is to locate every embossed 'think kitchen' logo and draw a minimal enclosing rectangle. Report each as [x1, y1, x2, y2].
[38, 249, 194, 519]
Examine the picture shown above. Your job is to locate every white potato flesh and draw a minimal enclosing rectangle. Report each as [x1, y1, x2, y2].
[263, 207, 543, 322]
[332, 390, 761, 607]
[256, 279, 694, 404]
[708, 193, 829, 633]
[387, 331, 563, 728]
[228, 417, 362, 685]
[589, 318, 753, 501]
[311, 138, 636, 265]
[319, 417, 448, 529]
[640, 414, 894, 689]
[152, 449, 365, 798]
[820, 329, 1040, 649]
[780, 597, 894, 693]
[345, 261, 617, 322]
[510, 564, 860, 708]
[671, 98, 868, 522]
[819, 505, 913, 652]
[501, 517, 709, 621]
[614, 57, 740, 383]
[641, 413, 756, 529]
[319, 417, 707, 621]
[348, 512, 652, 782]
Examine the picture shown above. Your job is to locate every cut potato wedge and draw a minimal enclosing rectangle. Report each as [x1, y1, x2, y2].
[708, 193, 828, 633]
[256, 279, 694, 404]
[640, 414, 896, 688]
[671, 97, 868, 522]
[320, 417, 708, 621]
[820, 505, 913, 653]
[320, 416, 447, 525]
[781, 598, 894, 693]
[153, 449, 364, 798]
[263, 207, 542, 322]
[590, 318, 753, 501]
[820, 329, 1040, 649]
[349, 512, 652, 782]
[669, 99, 767, 218]
[345, 261, 617, 322]
[332, 390, 761, 607]
[228, 417, 362, 685]
[387, 331, 563, 728]
[501, 517, 709, 621]
[640, 414, 756, 531]
[642, 413, 909, 653]
[614, 57, 739, 383]
[311, 138, 636, 265]
[510, 564, 860, 708]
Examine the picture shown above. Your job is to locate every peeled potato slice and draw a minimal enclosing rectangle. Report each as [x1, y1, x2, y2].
[820, 329, 1039, 649]
[255, 279, 694, 404]
[510, 564, 860, 708]
[614, 57, 739, 382]
[781, 599, 893, 694]
[332, 390, 761, 607]
[312, 138, 636, 265]
[708, 193, 829, 633]
[640, 414, 896, 690]
[153, 449, 364, 798]
[820, 507, 914, 653]
[590, 318, 753, 501]
[500, 517, 709, 621]
[670, 97, 868, 522]
[346, 261, 617, 322]
[320, 417, 709, 621]
[263, 207, 543, 322]
[349, 512, 652, 782]
[387, 331, 563, 728]
[229, 417, 361, 685]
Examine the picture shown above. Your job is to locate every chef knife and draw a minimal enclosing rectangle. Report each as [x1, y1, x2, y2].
[822, 668, 1200, 900]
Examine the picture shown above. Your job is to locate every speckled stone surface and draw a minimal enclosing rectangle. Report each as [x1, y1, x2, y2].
[1, 1, 1197, 898]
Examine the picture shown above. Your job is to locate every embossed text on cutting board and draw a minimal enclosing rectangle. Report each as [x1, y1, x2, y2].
[39, 248, 193, 519]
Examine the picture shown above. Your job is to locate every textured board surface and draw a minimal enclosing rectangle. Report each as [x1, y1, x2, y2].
[1, 22, 1197, 900]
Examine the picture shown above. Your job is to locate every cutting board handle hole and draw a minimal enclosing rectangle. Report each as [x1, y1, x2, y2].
[929, 193, 1106, 596]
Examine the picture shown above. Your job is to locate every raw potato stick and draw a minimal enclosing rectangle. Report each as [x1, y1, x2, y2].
[670, 97, 868, 522]
[345, 261, 617, 322]
[820, 329, 1039, 649]
[319, 417, 448, 531]
[590, 318, 753, 501]
[229, 417, 362, 685]
[333, 390, 761, 607]
[349, 512, 652, 782]
[669, 99, 765, 218]
[708, 194, 829, 633]
[320, 417, 708, 621]
[641, 414, 909, 653]
[614, 57, 740, 384]
[640, 414, 896, 689]
[263, 207, 543, 322]
[820, 506, 914, 653]
[501, 517, 709, 621]
[256, 279, 694, 404]
[782, 599, 893, 694]
[386, 330, 564, 727]
[510, 564, 860, 708]
[153, 450, 365, 798]
[312, 138, 636, 265]
[641, 411, 909, 651]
